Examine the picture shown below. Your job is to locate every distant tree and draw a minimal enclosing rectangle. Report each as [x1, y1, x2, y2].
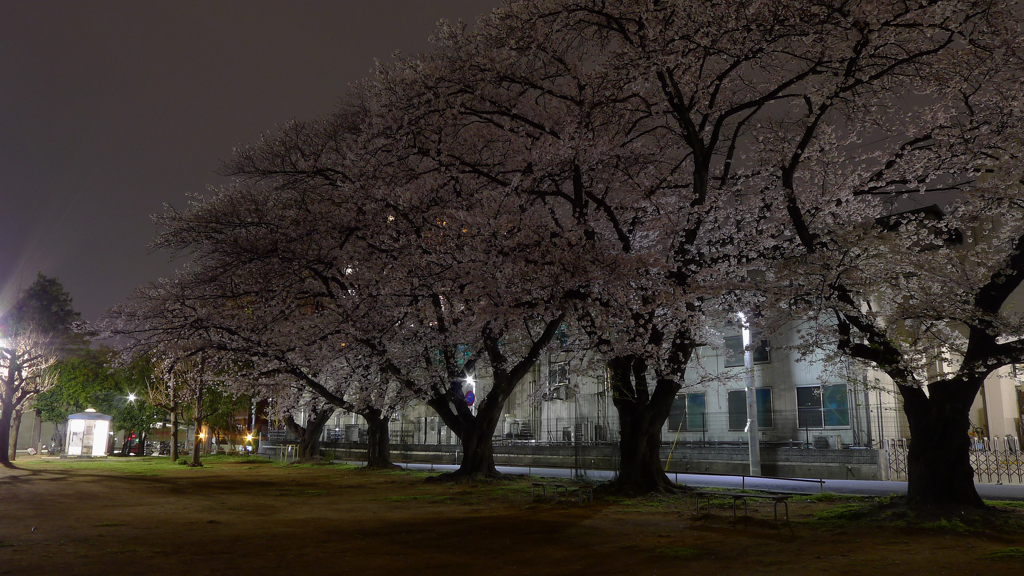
[1, 274, 82, 466]
[34, 347, 160, 456]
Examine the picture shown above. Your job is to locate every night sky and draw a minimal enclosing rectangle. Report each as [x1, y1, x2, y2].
[1, 1, 499, 323]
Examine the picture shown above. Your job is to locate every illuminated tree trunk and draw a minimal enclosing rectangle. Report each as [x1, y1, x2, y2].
[8, 409, 23, 461]
[30, 409, 42, 455]
[0, 401, 14, 467]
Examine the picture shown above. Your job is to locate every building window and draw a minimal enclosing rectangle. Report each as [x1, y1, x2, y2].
[548, 361, 569, 387]
[724, 335, 770, 368]
[686, 393, 706, 430]
[727, 389, 773, 430]
[668, 393, 707, 431]
[797, 384, 850, 428]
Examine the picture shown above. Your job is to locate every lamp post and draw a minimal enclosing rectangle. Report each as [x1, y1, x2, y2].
[738, 313, 762, 477]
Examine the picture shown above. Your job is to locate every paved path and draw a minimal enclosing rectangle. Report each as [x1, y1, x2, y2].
[388, 462, 1024, 501]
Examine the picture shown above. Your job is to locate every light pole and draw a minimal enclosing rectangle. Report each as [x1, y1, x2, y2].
[738, 313, 761, 477]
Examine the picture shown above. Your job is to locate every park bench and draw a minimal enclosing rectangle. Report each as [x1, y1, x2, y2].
[692, 490, 791, 522]
[531, 481, 594, 503]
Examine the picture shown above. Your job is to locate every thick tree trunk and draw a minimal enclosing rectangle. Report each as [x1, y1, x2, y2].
[427, 382, 506, 480]
[900, 380, 984, 508]
[364, 409, 397, 469]
[453, 416, 501, 478]
[284, 410, 332, 461]
[9, 409, 23, 461]
[608, 356, 680, 494]
[0, 402, 14, 467]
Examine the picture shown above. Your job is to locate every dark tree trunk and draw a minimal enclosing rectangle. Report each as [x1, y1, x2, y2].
[607, 355, 681, 494]
[453, 414, 501, 478]
[9, 409, 23, 461]
[169, 403, 179, 462]
[51, 423, 65, 455]
[284, 409, 332, 461]
[190, 386, 205, 467]
[426, 373, 513, 480]
[424, 315, 565, 481]
[0, 401, 14, 467]
[899, 380, 984, 508]
[364, 409, 397, 469]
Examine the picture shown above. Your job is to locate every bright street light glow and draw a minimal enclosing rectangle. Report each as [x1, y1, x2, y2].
[127, 392, 137, 403]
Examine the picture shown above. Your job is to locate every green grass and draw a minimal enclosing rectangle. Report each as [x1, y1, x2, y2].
[0, 542, 15, 548]
[810, 503, 873, 524]
[21, 456, 183, 474]
[655, 547, 704, 559]
[919, 518, 971, 534]
[984, 547, 1024, 560]
[20, 454, 285, 474]
[986, 500, 1024, 509]
[791, 492, 862, 503]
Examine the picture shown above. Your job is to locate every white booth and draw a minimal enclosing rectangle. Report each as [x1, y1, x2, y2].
[66, 409, 112, 457]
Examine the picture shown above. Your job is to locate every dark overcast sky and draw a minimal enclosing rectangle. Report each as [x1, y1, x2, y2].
[0, 1, 500, 324]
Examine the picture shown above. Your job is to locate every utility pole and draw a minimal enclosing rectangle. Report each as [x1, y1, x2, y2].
[739, 313, 761, 477]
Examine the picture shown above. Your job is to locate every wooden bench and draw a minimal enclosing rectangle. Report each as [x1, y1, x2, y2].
[532, 482, 594, 503]
[693, 490, 791, 521]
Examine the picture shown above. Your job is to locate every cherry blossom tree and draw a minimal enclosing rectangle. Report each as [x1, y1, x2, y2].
[420, 0, 1023, 497]
[602, 0, 1024, 507]
[0, 329, 58, 466]
[364, 1, 741, 492]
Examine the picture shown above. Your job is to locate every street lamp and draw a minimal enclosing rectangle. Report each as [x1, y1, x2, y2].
[464, 374, 477, 416]
[127, 392, 137, 403]
[737, 312, 762, 477]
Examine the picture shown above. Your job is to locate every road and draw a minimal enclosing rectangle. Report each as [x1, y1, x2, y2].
[383, 461, 1024, 500]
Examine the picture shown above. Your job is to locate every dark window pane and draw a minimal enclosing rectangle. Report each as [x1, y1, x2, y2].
[727, 391, 746, 430]
[756, 388, 773, 428]
[686, 393, 706, 431]
[724, 336, 744, 367]
[798, 408, 823, 428]
[668, 395, 687, 431]
[796, 386, 822, 409]
[752, 339, 770, 364]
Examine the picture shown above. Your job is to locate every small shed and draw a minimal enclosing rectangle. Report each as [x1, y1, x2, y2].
[66, 408, 112, 457]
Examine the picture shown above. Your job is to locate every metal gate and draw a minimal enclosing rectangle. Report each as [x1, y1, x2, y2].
[885, 437, 1024, 484]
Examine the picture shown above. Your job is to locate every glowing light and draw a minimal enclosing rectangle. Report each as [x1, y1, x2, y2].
[245, 433, 254, 442]
[127, 392, 137, 403]
[465, 375, 475, 386]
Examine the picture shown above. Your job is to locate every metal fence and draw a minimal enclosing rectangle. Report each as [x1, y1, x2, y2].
[885, 437, 1024, 485]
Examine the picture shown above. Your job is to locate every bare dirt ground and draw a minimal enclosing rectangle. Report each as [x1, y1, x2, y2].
[1, 455, 1023, 576]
